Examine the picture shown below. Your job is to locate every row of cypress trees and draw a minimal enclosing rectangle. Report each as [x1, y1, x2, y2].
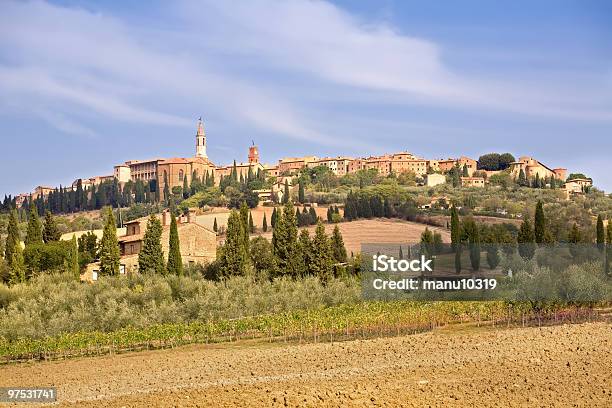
[218, 202, 347, 282]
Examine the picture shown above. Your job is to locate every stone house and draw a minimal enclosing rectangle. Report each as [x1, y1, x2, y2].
[82, 210, 216, 281]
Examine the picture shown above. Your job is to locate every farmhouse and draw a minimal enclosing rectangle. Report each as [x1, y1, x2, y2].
[81, 209, 216, 281]
[460, 176, 485, 187]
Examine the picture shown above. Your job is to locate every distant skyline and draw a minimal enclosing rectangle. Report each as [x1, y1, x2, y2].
[1, 0, 611, 196]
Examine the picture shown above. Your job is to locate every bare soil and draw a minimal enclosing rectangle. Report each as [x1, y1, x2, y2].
[1, 322, 609, 407]
[255, 218, 450, 255]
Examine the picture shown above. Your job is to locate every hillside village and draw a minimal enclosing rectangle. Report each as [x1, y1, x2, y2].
[0, 118, 606, 283]
[9, 118, 594, 208]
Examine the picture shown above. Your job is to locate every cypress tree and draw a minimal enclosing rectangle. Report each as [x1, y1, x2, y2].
[262, 212, 268, 232]
[298, 180, 305, 203]
[9, 240, 26, 284]
[450, 206, 462, 273]
[486, 243, 500, 270]
[139, 214, 165, 274]
[25, 205, 43, 246]
[331, 225, 347, 263]
[249, 211, 255, 233]
[213, 217, 218, 232]
[69, 235, 80, 278]
[4, 209, 20, 271]
[606, 217, 612, 275]
[42, 211, 61, 243]
[309, 207, 317, 224]
[469, 226, 480, 271]
[298, 228, 312, 277]
[239, 202, 250, 252]
[99, 207, 121, 275]
[219, 210, 247, 278]
[232, 160, 238, 182]
[327, 207, 333, 222]
[596, 214, 605, 252]
[163, 172, 170, 206]
[182, 175, 189, 199]
[311, 221, 333, 283]
[272, 202, 300, 277]
[462, 164, 469, 177]
[283, 180, 290, 204]
[534, 200, 546, 244]
[518, 169, 527, 186]
[517, 219, 535, 260]
[271, 207, 277, 228]
[166, 212, 183, 275]
[450, 206, 460, 251]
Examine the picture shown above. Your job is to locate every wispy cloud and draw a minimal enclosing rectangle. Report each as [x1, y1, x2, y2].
[0, 0, 610, 193]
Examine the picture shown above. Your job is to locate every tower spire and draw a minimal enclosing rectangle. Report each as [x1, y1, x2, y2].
[195, 117, 207, 158]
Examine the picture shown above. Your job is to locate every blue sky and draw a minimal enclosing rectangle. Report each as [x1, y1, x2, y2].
[0, 0, 611, 196]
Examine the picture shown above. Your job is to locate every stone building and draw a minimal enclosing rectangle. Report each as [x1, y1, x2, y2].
[158, 156, 215, 199]
[112, 119, 216, 201]
[460, 176, 485, 187]
[81, 210, 217, 281]
[277, 156, 318, 174]
[308, 156, 353, 176]
[509, 156, 566, 181]
[563, 177, 593, 199]
[436, 156, 478, 176]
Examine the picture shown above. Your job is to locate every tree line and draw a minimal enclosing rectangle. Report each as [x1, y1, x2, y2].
[217, 202, 349, 283]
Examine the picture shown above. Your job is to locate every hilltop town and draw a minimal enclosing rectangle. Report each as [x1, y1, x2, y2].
[8, 118, 594, 208]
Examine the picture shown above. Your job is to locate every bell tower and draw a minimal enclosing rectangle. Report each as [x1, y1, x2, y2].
[248, 140, 259, 164]
[195, 117, 207, 158]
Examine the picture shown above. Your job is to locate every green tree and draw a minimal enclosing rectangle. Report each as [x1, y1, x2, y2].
[450, 206, 462, 273]
[139, 214, 165, 274]
[517, 218, 535, 260]
[69, 235, 80, 278]
[239, 202, 250, 253]
[25, 205, 43, 246]
[534, 200, 546, 244]
[596, 214, 605, 252]
[311, 221, 333, 283]
[213, 217, 218, 232]
[282, 180, 290, 204]
[9, 240, 26, 284]
[606, 217, 612, 275]
[272, 202, 300, 277]
[486, 243, 500, 270]
[298, 180, 305, 203]
[163, 172, 170, 206]
[182, 175, 189, 199]
[298, 228, 313, 276]
[4, 209, 20, 266]
[248, 212, 255, 233]
[249, 236, 276, 280]
[42, 211, 61, 243]
[99, 207, 121, 275]
[450, 206, 460, 251]
[166, 212, 183, 275]
[262, 212, 268, 232]
[469, 226, 480, 271]
[330, 225, 347, 263]
[218, 210, 247, 277]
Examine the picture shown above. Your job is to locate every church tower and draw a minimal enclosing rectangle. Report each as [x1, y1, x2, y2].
[248, 141, 259, 164]
[195, 117, 207, 158]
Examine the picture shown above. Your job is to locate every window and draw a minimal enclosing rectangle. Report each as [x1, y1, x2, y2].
[179, 169, 184, 182]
